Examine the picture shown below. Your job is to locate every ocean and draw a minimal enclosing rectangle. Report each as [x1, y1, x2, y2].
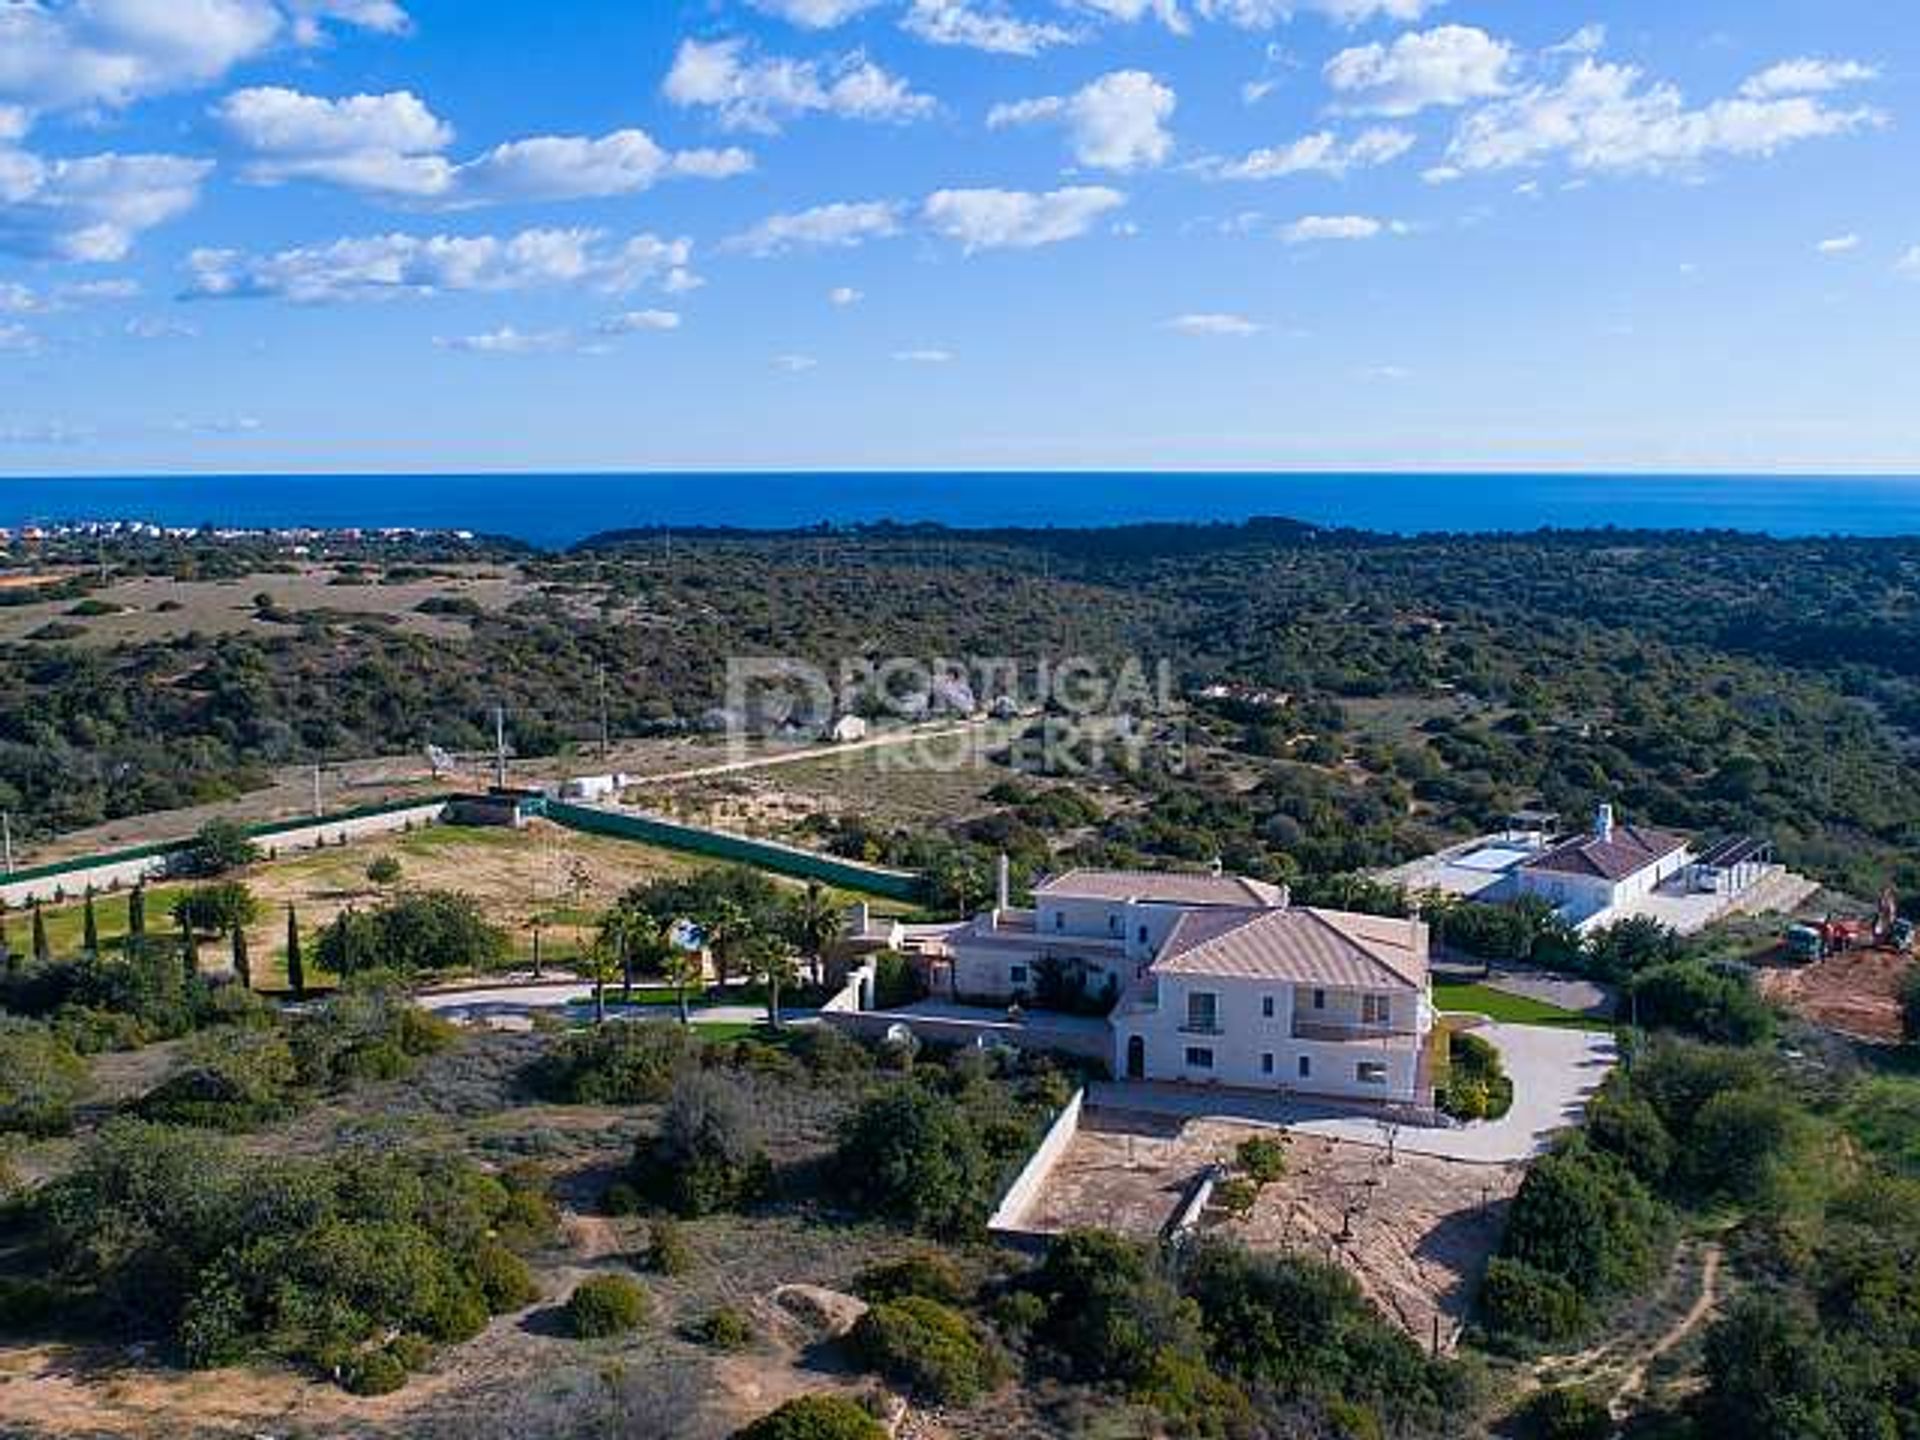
[1, 472, 1918, 547]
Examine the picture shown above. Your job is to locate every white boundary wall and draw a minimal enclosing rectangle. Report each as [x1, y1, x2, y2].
[986, 1088, 1086, 1244]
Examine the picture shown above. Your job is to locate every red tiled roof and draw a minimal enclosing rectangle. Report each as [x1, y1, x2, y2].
[1520, 824, 1685, 882]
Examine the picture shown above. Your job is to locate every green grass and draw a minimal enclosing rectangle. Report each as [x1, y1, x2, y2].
[1433, 982, 1607, 1030]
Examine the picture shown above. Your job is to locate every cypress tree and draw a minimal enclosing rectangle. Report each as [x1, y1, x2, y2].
[286, 904, 305, 1001]
[128, 884, 146, 940]
[31, 903, 49, 964]
[82, 888, 99, 956]
[1, 915, 14, 979]
[232, 925, 251, 990]
[179, 911, 198, 979]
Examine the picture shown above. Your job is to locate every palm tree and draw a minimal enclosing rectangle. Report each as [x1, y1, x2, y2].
[662, 933, 703, 1027]
[232, 924, 252, 989]
[748, 932, 799, 1032]
[698, 898, 751, 991]
[783, 882, 841, 989]
[578, 930, 622, 1026]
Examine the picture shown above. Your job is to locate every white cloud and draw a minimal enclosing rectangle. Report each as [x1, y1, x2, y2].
[747, 0, 886, 25]
[923, 185, 1125, 251]
[1192, 0, 1440, 24]
[664, 37, 933, 134]
[217, 87, 751, 205]
[0, 0, 407, 124]
[1280, 213, 1393, 242]
[1817, 234, 1860, 255]
[829, 285, 863, 305]
[1071, 0, 1187, 33]
[1327, 26, 1514, 116]
[893, 347, 952, 362]
[727, 200, 904, 256]
[0, 322, 39, 354]
[597, 309, 682, 333]
[0, 283, 37, 314]
[183, 227, 694, 303]
[1741, 59, 1878, 101]
[989, 69, 1175, 172]
[436, 326, 576, 355]
[1548, 24, 1606, 57]
[774, 353, 819, 371]
[1166, 312, 1261, 336]
[125, 315, 198, 339]
[1210, 126, 1413, 179]
[0, 148, 211, 260]
[1897, 247, 1920, 276]
[902, 0, 1074, 54]
[1447, 58, 1884, 176]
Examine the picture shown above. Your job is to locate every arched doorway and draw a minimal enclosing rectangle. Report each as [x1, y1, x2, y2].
[1126, 1035, 1145, 1080]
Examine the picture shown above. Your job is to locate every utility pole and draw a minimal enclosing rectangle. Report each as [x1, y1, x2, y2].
[597, 664, 611, 761]
[493, 706, 508, 789]
[1, 813, 12, 876]
[311, 765, 323, 819]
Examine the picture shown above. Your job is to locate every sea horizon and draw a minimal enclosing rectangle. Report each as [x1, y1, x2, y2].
[3, 470, 1919, 548]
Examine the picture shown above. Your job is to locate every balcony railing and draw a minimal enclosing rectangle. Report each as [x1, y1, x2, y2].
[1179, 1021, 1224, 1037]
[1291, 1019, 1419, 1043]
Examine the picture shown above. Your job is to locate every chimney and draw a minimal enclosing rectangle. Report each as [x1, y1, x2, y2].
[995, 852, 1011, 914]
[1209, 856, 1224, 878]
[1595, 802, 1615, 842]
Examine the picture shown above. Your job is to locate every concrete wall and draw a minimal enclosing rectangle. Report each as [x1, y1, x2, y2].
[987, 1088, 1086, 1243]
[820, 1006, 1113, 1063]
[0, 798, 450, 909]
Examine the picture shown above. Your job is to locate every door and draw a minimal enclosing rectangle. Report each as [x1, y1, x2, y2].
[1126, 1035, 1145, 1080]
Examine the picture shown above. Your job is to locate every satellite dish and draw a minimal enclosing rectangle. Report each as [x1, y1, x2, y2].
[670, 919, 704, 951]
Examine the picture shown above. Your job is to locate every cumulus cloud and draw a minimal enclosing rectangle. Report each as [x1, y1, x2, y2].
[0, 148, 211, 260]
[1193, 0, 1441, 27]
[1897, 247, 1920, 277]
[182, 227, 694, 303]
[1072, 0, 1187, 32]
[1741, 59, 1878, 101]
[1326, 26, 1515, 116]
[893, 347, 952, 362]
[0, 322, 40, 354]
[1209, 126, 1413, 179]
[747, 0, 886, 25]
[1817, 234, 1860, 255]
[923, 185, 1124, 251]
[727, 200, 905, 256]
[0, 0, 407, 124]
[216, 87, 751, 205]
[902, 0, 1074, 54]
[596, 309, 682, 333]
[435, 326, 576, 355]
[125, 315, 198, 339]
[988, 69, 1175, 172]
[1446, 58, 1884, 176]
[1166, 312, 1261, 335]
[1280, 213, 1394, 243]
[829, 285, 863, 305]
[664, 36, 933, 134]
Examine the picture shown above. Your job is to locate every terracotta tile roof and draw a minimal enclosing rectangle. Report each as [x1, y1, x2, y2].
[1032, 868, 1288, 909]
[1150, 905, 1428, 991]
[1520, 824, 1685, 883]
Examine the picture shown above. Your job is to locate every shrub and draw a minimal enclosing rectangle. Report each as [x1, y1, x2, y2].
[366, 855, 404, 887]
[315, 892, 508, 980]
[566, 1274, 650, 1339]
[1630, 961, 1775, 1047]
[1524, 1385, 1613, 1440]
[0, 1022, 88, 1136]
[1585, 1087, 1676, 1187]
[603, 1180, 641, 1216]
[1500, 1142, 1665, 1302]
[834, 1086, 998, 1237]
[137, 1026, 298, 1130]
[1025, 1231, 1204, 1387]
[855, 1252, 968, 1306]
[1440, 1031, 1514, 1123]
[792, 1025, 873, 1077]
[1213, 1178, 1259, 1218]
[732, 1394, 887, 1440]
[1479, 1259, 1586, 1343]
[638, 1071, 772, 1217]
[1235, 1136, 1287, 1186]
[531, 1022, 698, 1104]
[647, 1218, 695, 1276]
[340, 1348, 408, 1396]
[695, 1305, 756, 1351]
[473, 1241, 539, 1313]
[849, 1296, 1006, 1405]
[186, 820, 260, 878]
[872, 951, 925, 1009]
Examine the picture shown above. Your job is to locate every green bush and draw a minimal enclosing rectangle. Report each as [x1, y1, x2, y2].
[137, 1026, 298, 1130]
[1524, 1385, 1613, 1440]
[872, 951, 926, 1009]
[315, 891, 508, 980]
[1235, 1136, 1287, 1186]
[638, 1071, 772, 1217]
[0, 1021, 88, 1136]
[531, 1022, 698, 1104]
[473, 1241, 539, 1313]
[602, 1180, 642, 1216]
[695, 1305, 756, 1351]
[1479, 1258, 1586, 1343]
[833, 1086, 1001, 1237]
[647, 1218, 695, 1276]
[732, 1394, 888, 1440]
[1440, 1031, 1514, 1123]
[566, 1274, 649, 1339]
[340, 1348, 408, 1396]
[855, 1252, 968, 1306]
[1213, 1178, 1259, 1218]
[1500, 1142, 1665, 1303]
[848, 1296, 1006, 1405]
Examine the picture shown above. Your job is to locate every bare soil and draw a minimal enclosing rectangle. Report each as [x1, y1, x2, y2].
[1758, 945, 1919, 1044]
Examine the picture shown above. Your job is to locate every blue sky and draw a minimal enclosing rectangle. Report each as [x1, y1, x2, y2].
[0, 0, 1915, 473]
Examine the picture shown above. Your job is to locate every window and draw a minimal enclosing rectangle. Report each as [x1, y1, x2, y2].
[1357, 1062, 1389, 1086]
[1362, 994, 1391, 1026]
[1009, 965, 1028, 986]
[1298, 1056, 1312, 1079]
[1054, 911, 1065, 931]
[1185, 992, 1219, 1034]
[1262, 995, 1276, 1019]
[1312, 988, 1326, 1011]
[1185, 1046, 1215, 1070]
[1137, 924, 1149, 944]
[1109, 913, 1120, 934]
[1261, 1053, 1274, 1075]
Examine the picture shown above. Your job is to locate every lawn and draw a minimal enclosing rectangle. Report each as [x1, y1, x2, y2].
[1433, 982, 1606, 1030]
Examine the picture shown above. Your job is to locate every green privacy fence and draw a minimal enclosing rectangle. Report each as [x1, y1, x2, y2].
[544, 801, 929, 904]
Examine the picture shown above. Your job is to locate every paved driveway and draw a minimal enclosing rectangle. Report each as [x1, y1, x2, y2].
[1091, 1022, 1616, 1166]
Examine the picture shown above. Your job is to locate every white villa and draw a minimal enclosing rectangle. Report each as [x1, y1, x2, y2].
[936, 865, 1437, 1109]
[1512, 803, 1690, 925]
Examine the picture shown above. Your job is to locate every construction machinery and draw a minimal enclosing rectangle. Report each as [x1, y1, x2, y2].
[1786, 892, 1914, 963]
